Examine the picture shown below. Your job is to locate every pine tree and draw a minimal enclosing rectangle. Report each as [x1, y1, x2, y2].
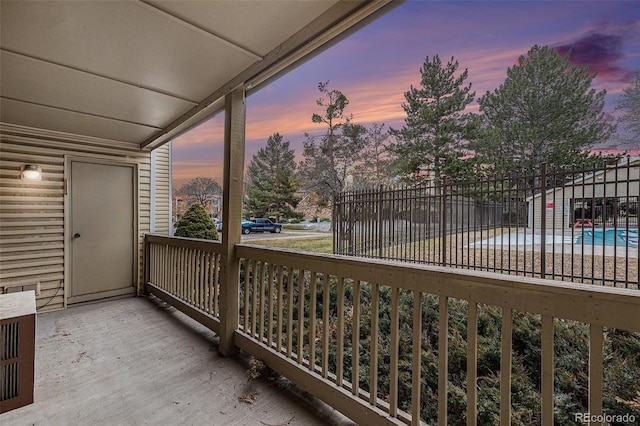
[476, 45, 614, 175]
[615, 72, 640, 148]
[174, 203, 218, 240]
[390, 55, 477, 184]
[245, 133, 300, 221]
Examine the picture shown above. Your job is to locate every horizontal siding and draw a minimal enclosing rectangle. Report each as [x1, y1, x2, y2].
[0, 123, 158, 312]
[153, 143, 171, 235]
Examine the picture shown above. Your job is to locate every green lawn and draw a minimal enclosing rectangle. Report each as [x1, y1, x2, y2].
[247, 235, 333, 253]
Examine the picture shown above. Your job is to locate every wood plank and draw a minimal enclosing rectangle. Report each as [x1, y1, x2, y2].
[389, 286, 399, 417]
[309, 271, 318, 371]
[589, 325, 604, 425]
[438, 296, 448, 425]
[336, 277, 345, 387]
[411, 291, 422, 426]
[541, 315, 554, 426]
[467, 301, 478, 426]
[352, 280, 361, 396]
[218, 88, 245, 356]
[500, 308, 512, 425]
[322, 274, 330, 378]
[370, 283, 379, 405]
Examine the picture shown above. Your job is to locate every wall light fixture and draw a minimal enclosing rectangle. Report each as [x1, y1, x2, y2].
[21, 164, 42, 181]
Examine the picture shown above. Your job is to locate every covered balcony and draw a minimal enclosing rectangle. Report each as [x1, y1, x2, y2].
[0, 295, 350, 425]
[1, 1, 639, 425]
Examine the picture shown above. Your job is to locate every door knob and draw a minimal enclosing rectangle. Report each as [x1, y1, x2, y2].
[73, 233, 81, 238]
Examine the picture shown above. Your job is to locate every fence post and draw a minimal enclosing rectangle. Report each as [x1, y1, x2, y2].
[441, 178, 447, 265]
[333, 192, 338, 254]
[378, 185, 384, 259]
[540, 163, 547, 280]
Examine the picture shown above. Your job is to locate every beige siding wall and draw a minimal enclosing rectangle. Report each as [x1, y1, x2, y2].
[0, 124, 155, 312]
[152, 143, 171, 235]
[529, 162, 640, 229]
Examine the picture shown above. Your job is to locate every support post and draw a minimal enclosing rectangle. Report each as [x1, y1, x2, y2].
[219, 88, 246, 356]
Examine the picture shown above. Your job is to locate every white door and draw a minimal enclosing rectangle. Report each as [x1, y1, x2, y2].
[69, 160, 136, 304]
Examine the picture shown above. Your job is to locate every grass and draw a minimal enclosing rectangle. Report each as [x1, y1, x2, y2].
[248, 235, 333, 253]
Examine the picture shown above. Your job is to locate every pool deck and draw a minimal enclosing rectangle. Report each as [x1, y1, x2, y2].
[468, 230, 638, 258]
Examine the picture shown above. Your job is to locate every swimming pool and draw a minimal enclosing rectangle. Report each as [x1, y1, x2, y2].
[576, 229, 639, 247]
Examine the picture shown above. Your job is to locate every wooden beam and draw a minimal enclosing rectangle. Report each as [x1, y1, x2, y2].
[218, 89, 245, 356]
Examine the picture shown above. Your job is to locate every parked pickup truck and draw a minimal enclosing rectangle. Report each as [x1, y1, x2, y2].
[241, 218, 283, 234]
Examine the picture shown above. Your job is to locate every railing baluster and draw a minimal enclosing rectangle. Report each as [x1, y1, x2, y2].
[589, 325, 604, 425]
[322, 274, 330, 378]
[151, 243, 157, 287]
[203, 252, 210, 312]
[438, 296, 448, 425]
[243, 258, 250, 333]
[369, 283, 379, 406]
[177, 246, 183, 298]
[336, 277, 345, 387]
[199, 250, 206, 309]
[286, 267, 294, 357]
[309, 272, 318, 372]
[501, 308, 513, 425]
[352, 280, 361, 396]
[181, 247, 187, 300]
[276, 265, 284, 353]
[212, 253, 219, 316]
[192, 249, 198, 304]
[267, 263, 274, 348]
[541, 315, 554, 425]
[389, 286, 399, 418]
[203, 250, 209, 311]
[165, 244, 171, 292]
[297, 270, 305, 363]
[169, 244, 174, 292]
[252, 261, 259, 338]
[411, 290, 422, 426]
[467, 301, 478, 426]
[259, 262, 267, 343]
[193, 250, 199, 307]
[187, 248, 193, 302]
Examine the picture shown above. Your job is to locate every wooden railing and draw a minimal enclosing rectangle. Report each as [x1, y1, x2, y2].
[145, 234, 640, 425]
[144, 234, 223, 333]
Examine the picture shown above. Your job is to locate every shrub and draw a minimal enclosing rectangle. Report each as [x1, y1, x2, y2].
[174, 203, 219, 240]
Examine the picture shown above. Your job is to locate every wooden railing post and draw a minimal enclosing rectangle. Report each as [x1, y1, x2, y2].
[143, 233, 150, 295]
[219, 88, 246, 356]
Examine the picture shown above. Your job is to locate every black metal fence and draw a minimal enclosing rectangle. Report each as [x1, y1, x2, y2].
[334, 159, 639, 288]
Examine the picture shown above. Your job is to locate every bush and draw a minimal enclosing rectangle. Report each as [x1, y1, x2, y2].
[174, 203, 219, 240]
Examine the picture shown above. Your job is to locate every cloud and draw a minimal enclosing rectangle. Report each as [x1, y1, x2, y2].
[554, 31, 636, 84]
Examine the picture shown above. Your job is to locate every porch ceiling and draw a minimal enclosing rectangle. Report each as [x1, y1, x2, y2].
[0, 0, 394, 149]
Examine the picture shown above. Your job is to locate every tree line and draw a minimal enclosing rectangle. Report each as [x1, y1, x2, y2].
[180, 44, 639, 221]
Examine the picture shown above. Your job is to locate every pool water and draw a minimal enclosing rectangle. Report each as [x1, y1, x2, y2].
[576, 229, 639, 247]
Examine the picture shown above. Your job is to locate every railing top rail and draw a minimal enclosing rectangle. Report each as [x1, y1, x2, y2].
[237, 243, 640, 332]
[146, 233, 224, 253]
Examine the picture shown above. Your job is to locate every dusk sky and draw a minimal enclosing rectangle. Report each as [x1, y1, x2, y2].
[172, 1, 640, 188]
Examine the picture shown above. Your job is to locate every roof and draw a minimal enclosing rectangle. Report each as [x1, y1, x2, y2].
[0, 1, 396, 150]
[526, 156, 640, 201]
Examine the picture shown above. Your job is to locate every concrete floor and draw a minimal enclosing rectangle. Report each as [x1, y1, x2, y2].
[1, 296, 353, 426]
